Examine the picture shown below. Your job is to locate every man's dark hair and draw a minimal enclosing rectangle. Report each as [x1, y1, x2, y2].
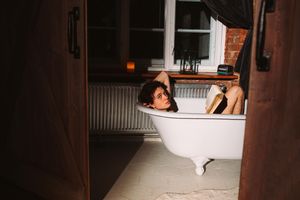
[138, 81, 169, 105]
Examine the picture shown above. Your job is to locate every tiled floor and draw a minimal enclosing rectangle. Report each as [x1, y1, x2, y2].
[103, 139, 241, 200]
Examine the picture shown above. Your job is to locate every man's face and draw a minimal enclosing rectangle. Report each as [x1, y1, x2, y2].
[149, 87, 171, 111]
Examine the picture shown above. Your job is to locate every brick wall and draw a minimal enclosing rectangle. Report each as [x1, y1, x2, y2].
[224, 28, 248, 66]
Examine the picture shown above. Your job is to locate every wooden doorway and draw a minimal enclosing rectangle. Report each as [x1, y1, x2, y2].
[1, 0, 89, 199]
[239, 0, 300, 199]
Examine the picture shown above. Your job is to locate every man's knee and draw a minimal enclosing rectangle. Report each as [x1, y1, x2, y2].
[229, 86, 243, 95]
[226, 86, 244, 100]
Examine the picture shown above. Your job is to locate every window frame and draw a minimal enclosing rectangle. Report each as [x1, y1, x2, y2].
[148, 0, 226, 72]
[88, 0, 226, 72]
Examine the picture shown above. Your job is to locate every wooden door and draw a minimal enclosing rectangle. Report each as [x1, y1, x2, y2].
[239, 0, 300, 199]
[1, 0, 89, 199]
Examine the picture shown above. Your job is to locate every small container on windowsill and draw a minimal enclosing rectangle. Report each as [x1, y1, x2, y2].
[126, 61, 135, 73]
[217, 64, 234, 75]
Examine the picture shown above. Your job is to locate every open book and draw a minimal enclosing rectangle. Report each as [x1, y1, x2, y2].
[205, 85, 227, 114]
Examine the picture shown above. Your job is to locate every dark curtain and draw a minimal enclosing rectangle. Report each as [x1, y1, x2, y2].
[203, 0, 253, 98]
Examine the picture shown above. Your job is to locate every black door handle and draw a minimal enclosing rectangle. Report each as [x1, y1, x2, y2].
[256, 0, 275, 71]
[68, 7, 80, 59]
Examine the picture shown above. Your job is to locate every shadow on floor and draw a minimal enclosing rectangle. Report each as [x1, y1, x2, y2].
[89, 136, 144, 200]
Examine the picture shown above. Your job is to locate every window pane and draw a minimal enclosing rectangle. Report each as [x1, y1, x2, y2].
[88, 1, 116, 27]
[130, 0, 164, 29]
[88, 29, 116, 59]
[130, 0, 164, 61]
[176, 1, 210, 29]
[88, 0, 117, 60]
[130, 31, 164, 59]
[174, 1, 211, 64]
[174, 33, 210, 62]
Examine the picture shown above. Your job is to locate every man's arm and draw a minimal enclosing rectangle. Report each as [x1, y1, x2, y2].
[154, 71, 171, 93]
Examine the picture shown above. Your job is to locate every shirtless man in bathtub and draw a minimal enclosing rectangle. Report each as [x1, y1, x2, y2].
[138, 71, 244, 114]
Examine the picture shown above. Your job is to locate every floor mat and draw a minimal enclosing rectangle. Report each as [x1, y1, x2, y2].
[155, 187, 239, 200]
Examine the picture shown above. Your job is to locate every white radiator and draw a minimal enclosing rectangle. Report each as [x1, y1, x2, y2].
[88, 83, 210, 135]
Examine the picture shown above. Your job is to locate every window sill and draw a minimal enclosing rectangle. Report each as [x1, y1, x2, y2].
[142, 71, 238, 80]
[142, 71, 239, 87]
[88, 70, 239, 86]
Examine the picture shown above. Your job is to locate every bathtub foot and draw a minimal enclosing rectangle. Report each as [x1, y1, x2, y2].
[191, 156, 210, 176]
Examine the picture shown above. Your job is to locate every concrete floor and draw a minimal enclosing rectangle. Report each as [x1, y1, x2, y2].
[90, 138, 241, 200]
[89, 136, 144, 200]
[1, 137, 241, 200]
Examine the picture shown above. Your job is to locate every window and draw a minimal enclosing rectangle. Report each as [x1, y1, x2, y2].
[88, 0, 225, 72]
[88, 1, 117, 61]
[129, 0, 165, 66]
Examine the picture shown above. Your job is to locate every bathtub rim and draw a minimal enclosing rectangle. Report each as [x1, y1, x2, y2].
[136, 103, 246, 120]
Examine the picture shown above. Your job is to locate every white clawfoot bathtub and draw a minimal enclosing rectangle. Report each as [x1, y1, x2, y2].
[137, 97, 246, 175]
